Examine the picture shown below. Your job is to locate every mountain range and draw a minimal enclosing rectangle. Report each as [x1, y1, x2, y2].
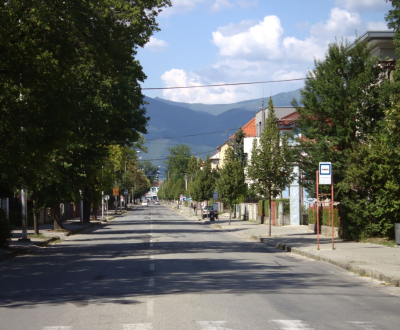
[141, 89, 302, 173]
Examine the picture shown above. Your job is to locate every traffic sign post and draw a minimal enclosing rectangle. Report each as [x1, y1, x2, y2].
[316, 162, 335, 250]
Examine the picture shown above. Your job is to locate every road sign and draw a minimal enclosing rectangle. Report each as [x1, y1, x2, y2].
[319, 162, 332, 185]
[113, 187, 119, 196]
[104, 195, 110, 201]
[124, 189, 128, 195]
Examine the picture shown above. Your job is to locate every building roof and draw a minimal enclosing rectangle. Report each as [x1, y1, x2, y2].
[229, 117, 256, 140]
[256, 106, 297, 119]
[210, 151, 220, 160]
[277, 111, 299, 126]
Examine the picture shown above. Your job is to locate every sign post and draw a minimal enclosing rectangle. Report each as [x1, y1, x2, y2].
[113, 187, 119, 215]
[317, 162, 335, 250]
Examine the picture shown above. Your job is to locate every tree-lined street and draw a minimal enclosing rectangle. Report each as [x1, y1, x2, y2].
[1, 205, 400, 330]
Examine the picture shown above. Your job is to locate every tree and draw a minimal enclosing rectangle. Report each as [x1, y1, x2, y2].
[216, 148, 246, 224]
[0, 0, 170, 226]
[164, 144, 192, 180]
[232, 127, 246, 165]
[247, 97, 294, 236]
[294, 39, 391, 200]
[140, 161, 160, 185]
[192, 155, 215, 209]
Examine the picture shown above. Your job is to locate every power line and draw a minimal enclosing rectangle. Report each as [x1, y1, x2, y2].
[142, 77, 307, 90]
[140, 149, 218, 162]
[146, 128, 237, 141]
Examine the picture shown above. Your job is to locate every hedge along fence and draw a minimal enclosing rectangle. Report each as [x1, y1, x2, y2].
[308, 204, 339, 227]
[258, 199, 290, 216]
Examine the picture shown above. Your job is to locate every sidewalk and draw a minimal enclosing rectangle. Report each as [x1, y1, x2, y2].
[174, 206, 400, 286]
[0, 214, 117, 263]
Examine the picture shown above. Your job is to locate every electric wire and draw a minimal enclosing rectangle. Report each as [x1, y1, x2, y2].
[142, 77, 307, 90]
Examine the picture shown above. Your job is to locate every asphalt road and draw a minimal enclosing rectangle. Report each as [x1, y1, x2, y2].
[0, 204, 400, 330]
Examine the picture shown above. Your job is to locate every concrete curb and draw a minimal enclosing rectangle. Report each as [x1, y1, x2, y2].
[0, 221, 105, 265]
[268, 240, 400, 287]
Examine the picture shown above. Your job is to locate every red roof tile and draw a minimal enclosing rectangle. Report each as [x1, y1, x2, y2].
[229, 117, 256, 139]
[277, 111, 299, 126]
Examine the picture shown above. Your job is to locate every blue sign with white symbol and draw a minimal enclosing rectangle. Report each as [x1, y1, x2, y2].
[319, 162, 332, 185]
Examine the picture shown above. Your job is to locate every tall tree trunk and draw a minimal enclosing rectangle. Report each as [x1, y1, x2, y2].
[53, 200, 63, 230]
[33, 195, 39, 235]
[268, 196, 272, 237]
[83, 185, 91, 223]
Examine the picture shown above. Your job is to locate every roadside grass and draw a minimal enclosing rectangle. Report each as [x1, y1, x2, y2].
[27, 234, 46, 239]
[49, 238, 63, 244]
[361, 237, 396, 247]
[250, 235, 261, 241]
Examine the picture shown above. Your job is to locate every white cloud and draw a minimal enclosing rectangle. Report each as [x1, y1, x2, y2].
[160, 0, 205, 17]
[160, 60, 306, 104]
[336, 0, 391, 13]
[283, 36, 326, 62]
[145, 37, 169, 52]
[367, 21, 390, 30]
[211, 0, 234, 12]
[158, 5, 389, 104]
[160, 0, 253, 16]
[237, 0, 258, 9]
[311, 8, 361, 40]
[160, 68, 244, 103]
[212, 16, 284, 60]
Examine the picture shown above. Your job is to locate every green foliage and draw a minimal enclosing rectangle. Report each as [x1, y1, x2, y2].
[276, 199, 290, 215]
[164, 144, 192, 181]
[0, 0, 170, 211]
[215, 148, 246, 209]
[258, 200, 264, 215]
[294, 39, 391, 199]
[192, 155, 215, 202]
[307, 207, 339, 227]
[0, 209, 13, 248]
[232, 127, 246, 165]
[247, 97, 294, 199]
[139, 161, 160, 185]
[337, 132, 400, 240]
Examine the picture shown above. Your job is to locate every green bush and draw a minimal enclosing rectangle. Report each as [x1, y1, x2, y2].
[0, 209, 13, 248]
[307, 206, 339, 227]
[258, 200, 263, 215]
[308, 207, 317, 224]
[276, 199, 290, 215]
[322, 208, 339, 227]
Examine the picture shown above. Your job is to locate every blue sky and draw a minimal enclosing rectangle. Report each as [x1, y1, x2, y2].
[137, 0, 392, 104]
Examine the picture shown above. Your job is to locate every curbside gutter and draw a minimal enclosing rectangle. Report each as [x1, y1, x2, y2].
[265, 240, 400, 287]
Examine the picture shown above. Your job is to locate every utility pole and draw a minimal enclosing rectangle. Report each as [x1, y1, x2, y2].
[101, 166, 104, 220]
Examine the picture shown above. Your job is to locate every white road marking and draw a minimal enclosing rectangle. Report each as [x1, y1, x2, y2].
[150, 263, 155, 271]
[149, 277, 154, 287]
[150, 255, 154, 260]
[44, 327, 72, 330]
[147, 298, 154, 317]
[123, 324, 153, 330]
[270, 320, 313, 329]
[348, 322, 380, 329]
[197, 321, 233, 330]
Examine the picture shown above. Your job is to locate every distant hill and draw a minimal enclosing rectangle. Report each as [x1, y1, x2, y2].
[141, 89, 302, 170]
[153, 88, 302, 115]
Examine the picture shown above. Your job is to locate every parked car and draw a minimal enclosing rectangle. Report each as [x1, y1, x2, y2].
[202, 206, 218, 220]
[154, 200, 160, 205]
[142, 201, 148, 207]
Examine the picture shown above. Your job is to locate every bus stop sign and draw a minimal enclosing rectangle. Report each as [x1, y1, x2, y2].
[319, 162, 332, 185]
